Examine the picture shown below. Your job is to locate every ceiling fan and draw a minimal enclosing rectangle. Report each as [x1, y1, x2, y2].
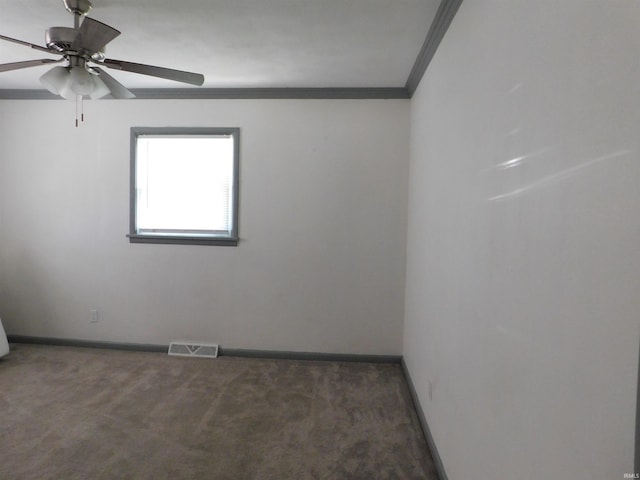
[0, 0, 205, 101]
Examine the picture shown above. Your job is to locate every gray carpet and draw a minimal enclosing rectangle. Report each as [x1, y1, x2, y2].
[0, 344, 437, 479]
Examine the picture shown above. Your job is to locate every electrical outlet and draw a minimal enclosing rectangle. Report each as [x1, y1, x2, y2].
[90, 309, 99, 323]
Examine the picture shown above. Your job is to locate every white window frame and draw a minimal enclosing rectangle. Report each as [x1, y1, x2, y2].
[129, 127, 239, 246]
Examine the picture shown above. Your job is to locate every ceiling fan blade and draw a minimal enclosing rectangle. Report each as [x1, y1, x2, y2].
[102, 58, 204, 86]
[0, 58, 62, 73]
[0, 33, 56, 54]
[72, 17, 121, 55]
[93, 67, 135, 99]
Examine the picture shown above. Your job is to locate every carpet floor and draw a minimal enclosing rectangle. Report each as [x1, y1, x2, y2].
[0, 344, 437, 479]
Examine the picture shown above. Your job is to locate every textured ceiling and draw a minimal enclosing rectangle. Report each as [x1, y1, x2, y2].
[0, 0, 440, 90]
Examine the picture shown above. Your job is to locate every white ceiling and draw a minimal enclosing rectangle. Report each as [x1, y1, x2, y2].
[0, 0, 440, 90]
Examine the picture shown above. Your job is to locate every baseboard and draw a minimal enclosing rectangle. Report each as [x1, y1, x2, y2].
[7, 335, 167, 353]
[401, 358, 449, 480]
[7, 335, 402, 364]
[635, 336, 640, 474]
[219, 347, 401, 364]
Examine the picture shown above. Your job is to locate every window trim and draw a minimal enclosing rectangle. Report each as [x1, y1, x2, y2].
[129, 127, 240, 246]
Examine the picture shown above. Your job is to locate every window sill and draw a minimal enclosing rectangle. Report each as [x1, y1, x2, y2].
[127, 234, 238, 246]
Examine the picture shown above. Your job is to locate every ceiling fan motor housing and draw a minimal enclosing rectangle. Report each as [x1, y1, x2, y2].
[45, 27, 76, 52]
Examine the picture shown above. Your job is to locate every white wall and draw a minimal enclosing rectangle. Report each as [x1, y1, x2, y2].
[404, 1, 640, 479]
[0, 98, 409, 355]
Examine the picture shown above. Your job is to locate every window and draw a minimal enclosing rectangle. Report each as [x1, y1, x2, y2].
[129, 127, 239, 246]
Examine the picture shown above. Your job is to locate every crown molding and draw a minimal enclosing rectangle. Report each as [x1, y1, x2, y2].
[0, 87, 409, 100]
[405, 0, 463, 96]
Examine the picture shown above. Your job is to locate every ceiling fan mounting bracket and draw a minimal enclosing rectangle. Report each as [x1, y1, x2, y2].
[62, 0, 92, 17]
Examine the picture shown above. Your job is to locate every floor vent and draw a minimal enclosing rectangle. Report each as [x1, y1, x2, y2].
[168, 342, 219, 358]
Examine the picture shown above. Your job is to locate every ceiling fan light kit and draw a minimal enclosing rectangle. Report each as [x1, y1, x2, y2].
[39, 56, 109, 100]
[0, 0, 205, 124]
